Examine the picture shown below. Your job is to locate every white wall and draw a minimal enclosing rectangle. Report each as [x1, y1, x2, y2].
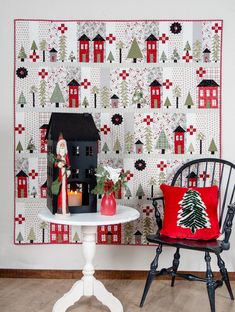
[1, 0, 235, 271]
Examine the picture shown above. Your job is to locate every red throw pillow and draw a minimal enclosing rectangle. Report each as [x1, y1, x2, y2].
[160, 184, 220, 240]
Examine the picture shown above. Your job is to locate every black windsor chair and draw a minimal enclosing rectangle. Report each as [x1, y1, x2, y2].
[140, 158, 235, 312]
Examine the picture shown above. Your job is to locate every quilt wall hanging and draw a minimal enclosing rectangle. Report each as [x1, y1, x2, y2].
[14, 19, 223, 245]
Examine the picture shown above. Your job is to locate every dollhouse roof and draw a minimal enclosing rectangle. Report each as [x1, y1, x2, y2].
[135, 140, 143, 145]
[46, 113, 100, 141]
[145, 34, 158, 41]
[197, 79, 219, 87]
[78, 34, 90, 41]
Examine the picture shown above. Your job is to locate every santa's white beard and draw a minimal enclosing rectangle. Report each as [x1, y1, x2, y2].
[59, 148, 66, 157]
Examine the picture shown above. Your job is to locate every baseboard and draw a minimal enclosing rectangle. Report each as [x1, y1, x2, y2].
[0, 269, 235, 280]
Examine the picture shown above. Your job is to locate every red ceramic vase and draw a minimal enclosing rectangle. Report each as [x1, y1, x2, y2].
[100, 192, 116, 216]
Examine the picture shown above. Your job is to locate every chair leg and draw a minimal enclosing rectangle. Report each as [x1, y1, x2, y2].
[140, 244, 162, 307]
[217, 254, 234, 300]
[171, 248, 180, 287]
[205, 252, 216, 312]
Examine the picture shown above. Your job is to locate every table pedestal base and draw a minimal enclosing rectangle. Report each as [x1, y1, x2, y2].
[52, 225, 123, 312]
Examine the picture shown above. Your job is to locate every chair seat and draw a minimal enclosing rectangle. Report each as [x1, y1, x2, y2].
[147, 234, 223, 253]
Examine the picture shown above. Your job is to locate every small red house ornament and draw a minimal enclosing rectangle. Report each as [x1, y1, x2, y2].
[174, 126, 186, 154]
[197, 79, 219, 109]
[186, 171, 198, 187]
[16, 170, 28, 198]
[145, 34, 158, 63]
[78, 34, 90, 62]
[92, 34, 105, 63]
[149, 80, 161, 108]
[68, 79, 80, 108]
[39, 124, 48, 153]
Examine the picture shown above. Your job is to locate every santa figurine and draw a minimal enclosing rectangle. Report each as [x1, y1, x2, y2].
[55, 133, 71, 216]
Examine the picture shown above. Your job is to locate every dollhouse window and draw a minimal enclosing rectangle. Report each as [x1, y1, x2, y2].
[213, 90, 217, 96]
[72, 146, 79, 155]
[152, 44, 155, 49]
[176, 135, 179, 140]
[74, 89, 77, 95]
[63, 234, 68, 240]
[206, 90, 210, 97]
[113, 235, 118, 242]
[51, 234, 56, 241]
[152, 89, 155, 95]
[19, 180, 21, 185]
[72, 169, 79, 179]
[86, 146, 93, 156]
[108, 225, 111, 231]
[85, 169, 92, 178]
[101, 226, 105, 231]
[114, 225, 118, 231]
[70, 89, 73, 94]
[99, 44, 102, 49]
[52, 224, 55, 231]
[200, 90, 204, 96]
[101, 235, 106, 241]
[156, 89, 159, 95]
[148, 44, 151, 49]
[95, 44, 98, 49]
[81, 44, 84, 49]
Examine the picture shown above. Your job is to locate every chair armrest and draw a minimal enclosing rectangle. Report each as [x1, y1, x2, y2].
[147, 196, 164, 232]
[222, 203, 235, 249]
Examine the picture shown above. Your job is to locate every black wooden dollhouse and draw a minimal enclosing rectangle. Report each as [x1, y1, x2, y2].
[46, 113, 100, 214]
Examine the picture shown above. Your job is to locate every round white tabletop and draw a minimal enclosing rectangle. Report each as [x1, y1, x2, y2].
[38, 205, 140, 226]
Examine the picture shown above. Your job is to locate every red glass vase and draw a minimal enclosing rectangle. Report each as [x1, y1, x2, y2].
[100, 192, 116, 216]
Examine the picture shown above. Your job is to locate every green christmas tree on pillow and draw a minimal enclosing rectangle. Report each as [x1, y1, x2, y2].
[177, 189, 211, 234]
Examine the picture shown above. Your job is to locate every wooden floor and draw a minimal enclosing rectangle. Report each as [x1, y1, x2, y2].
[0, 278, 234, 312]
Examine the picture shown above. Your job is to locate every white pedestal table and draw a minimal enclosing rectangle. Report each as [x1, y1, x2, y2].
[38, 205, 140, 312]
